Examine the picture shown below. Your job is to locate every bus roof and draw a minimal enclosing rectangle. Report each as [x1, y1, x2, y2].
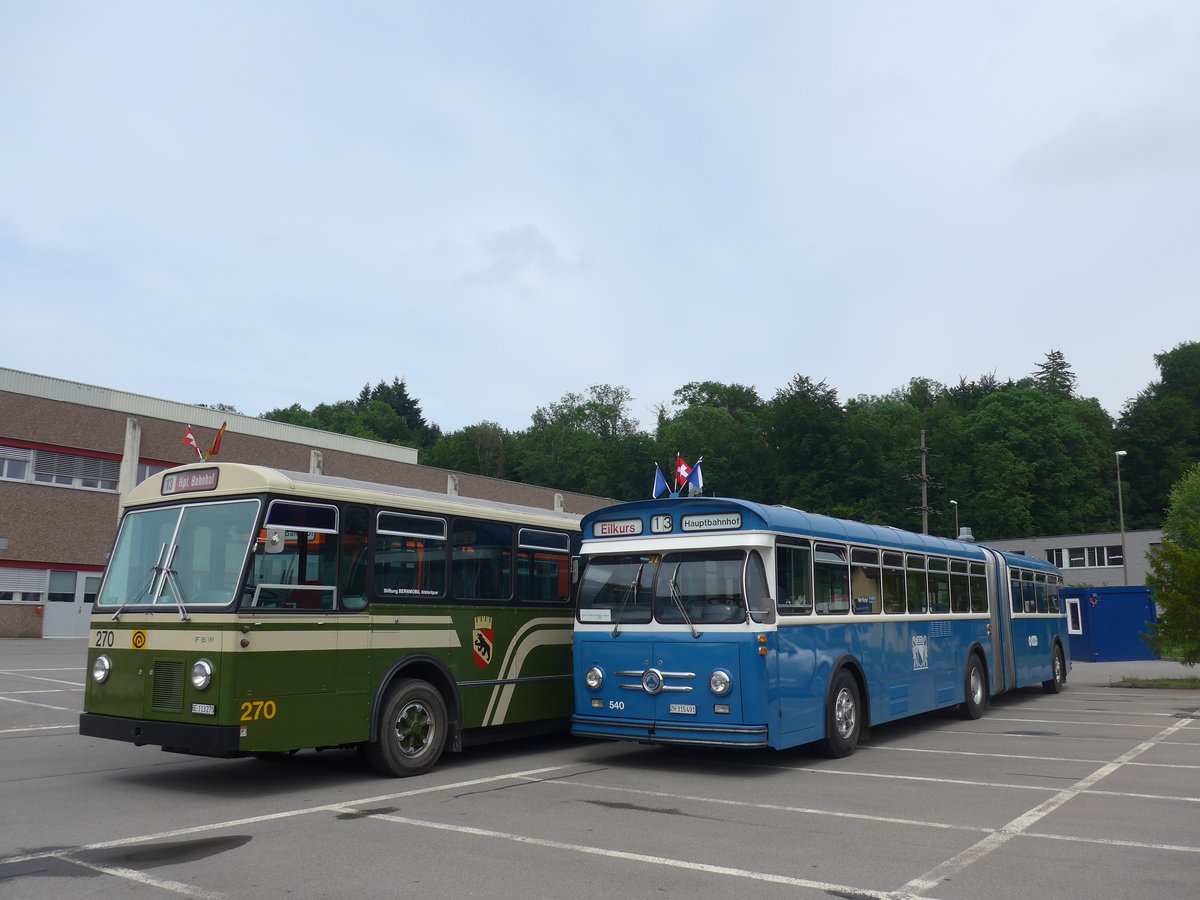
[581, 496, 1060, 571]
[125, 462, 582, 531]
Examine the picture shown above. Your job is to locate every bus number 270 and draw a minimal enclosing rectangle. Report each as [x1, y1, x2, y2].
[240, 700, 278, 721]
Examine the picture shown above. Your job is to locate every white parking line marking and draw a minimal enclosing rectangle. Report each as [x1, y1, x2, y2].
[900, 713, 1198, 895]
[355, 808, 914, 899]
[0, 696, 78, 713]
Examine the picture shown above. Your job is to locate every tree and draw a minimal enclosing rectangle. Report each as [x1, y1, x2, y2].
[1144, 463, 1200, 664]
[423, 422, 516, 479]
[765, 376, 845, 512]
[260, 377, 440, 449]
[959, 388, 1113, 539]
[516, 385, 649, 498]
[1031, 349, 1077, 398]
[656, 382, 771, 500]
[1116, 342, 1200, 528]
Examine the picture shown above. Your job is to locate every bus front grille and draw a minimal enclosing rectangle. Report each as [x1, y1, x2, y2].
[151, 660, 185, 711]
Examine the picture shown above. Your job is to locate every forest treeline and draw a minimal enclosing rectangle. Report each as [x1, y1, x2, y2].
[257, 343, 1200, 542]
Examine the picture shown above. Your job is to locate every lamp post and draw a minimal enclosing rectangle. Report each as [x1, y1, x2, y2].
[1115, 450, 1128, 586]
[950, 500, 959, 539]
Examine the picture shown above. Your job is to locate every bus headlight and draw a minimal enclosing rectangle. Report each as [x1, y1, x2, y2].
[92, 655, 112, 684]
[709, 669, 732, 696]
[585, 666, 604, 690]
[190, 659, 214, 691]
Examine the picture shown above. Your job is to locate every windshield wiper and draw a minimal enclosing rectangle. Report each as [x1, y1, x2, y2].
[668, 563, 701, 638]
[154, 544, 191, 622]
[111, 543, 167, 621]
[611, 563, 645, 638]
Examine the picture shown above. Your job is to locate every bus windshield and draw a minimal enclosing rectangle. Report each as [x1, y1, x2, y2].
[96, 500, 259, 608]
[578, 550, 759, 626]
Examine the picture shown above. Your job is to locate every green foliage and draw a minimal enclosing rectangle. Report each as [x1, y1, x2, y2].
[1144, 465, 1200, 664]
[1116, 342, 1200, 528]
[251, 344, 1198, 544]
[1162, 463, 1200, 549]
[1031, 349, 1077, 398]
[1145, 529, 1200, 665]
[515, 385, 649, 498]
[421, 422, 516, 480]
[261, 378, 440, 448]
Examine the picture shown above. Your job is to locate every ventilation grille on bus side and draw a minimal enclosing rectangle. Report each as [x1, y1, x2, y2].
[151, 660, 185, 711]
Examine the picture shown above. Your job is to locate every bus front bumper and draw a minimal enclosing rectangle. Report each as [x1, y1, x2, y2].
[80, 713, 243, 756]
[571, 714, 769, 748]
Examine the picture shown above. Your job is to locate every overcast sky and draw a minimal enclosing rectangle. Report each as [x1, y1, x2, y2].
[3, 2, 1198, 434]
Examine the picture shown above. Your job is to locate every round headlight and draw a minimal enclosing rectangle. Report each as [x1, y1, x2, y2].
[92, 655, 112, 684]
[584, 666, 604, 690]
[190, 659, 214, 691]
[709, 669, 732, 696]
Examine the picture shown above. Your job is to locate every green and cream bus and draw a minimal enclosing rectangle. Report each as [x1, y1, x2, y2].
[80, 462, 581, 776]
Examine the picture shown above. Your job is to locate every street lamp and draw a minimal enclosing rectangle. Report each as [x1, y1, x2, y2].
[1115, 451, 1128, 586]
[949, 500, 959, 539]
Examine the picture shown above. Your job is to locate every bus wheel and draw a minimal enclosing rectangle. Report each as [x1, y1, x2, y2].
[818, 670, 861, 758]
[961, 653, 986, 719]
[364, 679, 448, 777]
[1042, 646, 1066, 694]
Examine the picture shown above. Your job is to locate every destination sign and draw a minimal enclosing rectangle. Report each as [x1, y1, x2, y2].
[162, 468, 220, 495]
[680, 512, 743, 532]
[593, 518, 643, 538]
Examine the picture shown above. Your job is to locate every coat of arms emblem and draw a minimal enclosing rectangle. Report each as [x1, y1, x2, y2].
[473, 615, 494, 668]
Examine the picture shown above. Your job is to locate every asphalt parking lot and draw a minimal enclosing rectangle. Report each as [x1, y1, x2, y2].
[2, 639, 1197, 899]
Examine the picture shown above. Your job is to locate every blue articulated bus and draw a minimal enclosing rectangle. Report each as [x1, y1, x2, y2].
[572, 497, 1069, 757]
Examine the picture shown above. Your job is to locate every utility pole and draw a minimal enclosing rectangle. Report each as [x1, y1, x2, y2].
[906, 429, 938, 534]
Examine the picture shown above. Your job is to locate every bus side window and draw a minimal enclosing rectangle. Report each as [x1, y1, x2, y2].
[850, 548, 881, 614]
[950, 560, 971, 613]
[906, 555, 928, 614]
[776, 543, 812, 615]
[881, 552, 906, 614]
[815, 544, 849, 615]
[452, 519, 512, 602]
[342, 505, 369, 610]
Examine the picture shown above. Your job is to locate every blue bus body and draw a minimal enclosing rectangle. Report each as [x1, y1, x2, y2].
[572, 498, 1069, 754]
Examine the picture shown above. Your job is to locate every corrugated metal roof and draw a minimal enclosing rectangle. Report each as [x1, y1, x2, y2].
[0, 367, 418, 464]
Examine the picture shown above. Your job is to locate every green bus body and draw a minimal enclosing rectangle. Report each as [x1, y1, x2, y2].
[81, 463, 581, 776]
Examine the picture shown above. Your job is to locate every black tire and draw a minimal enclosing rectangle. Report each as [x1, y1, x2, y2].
[818, 669, 861, 758]
[1042, 645, 1066, 694]
[961, 653, 987, 719]
[363, 679, 448, 777]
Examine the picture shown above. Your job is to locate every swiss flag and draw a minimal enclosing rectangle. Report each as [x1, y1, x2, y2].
[675, 455, 691, 485]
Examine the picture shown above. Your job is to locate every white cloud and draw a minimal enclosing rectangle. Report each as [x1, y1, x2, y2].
[2, 2, 1198, 433]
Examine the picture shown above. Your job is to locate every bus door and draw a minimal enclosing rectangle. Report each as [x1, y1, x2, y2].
[237, 502, 347, 697]
[982, 548, 1016, 692]
[774, 542, 822, 739]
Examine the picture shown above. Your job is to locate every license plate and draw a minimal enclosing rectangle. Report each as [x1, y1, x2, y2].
[668, 703, 696, 715]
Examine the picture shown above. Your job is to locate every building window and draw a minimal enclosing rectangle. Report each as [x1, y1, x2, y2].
[48, 571, 77, 602]
[0, 444, 119, 491]
[0, 446, 32, 481]
[1047, 545, 1124, 569]
[137, 462, 170, 484]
